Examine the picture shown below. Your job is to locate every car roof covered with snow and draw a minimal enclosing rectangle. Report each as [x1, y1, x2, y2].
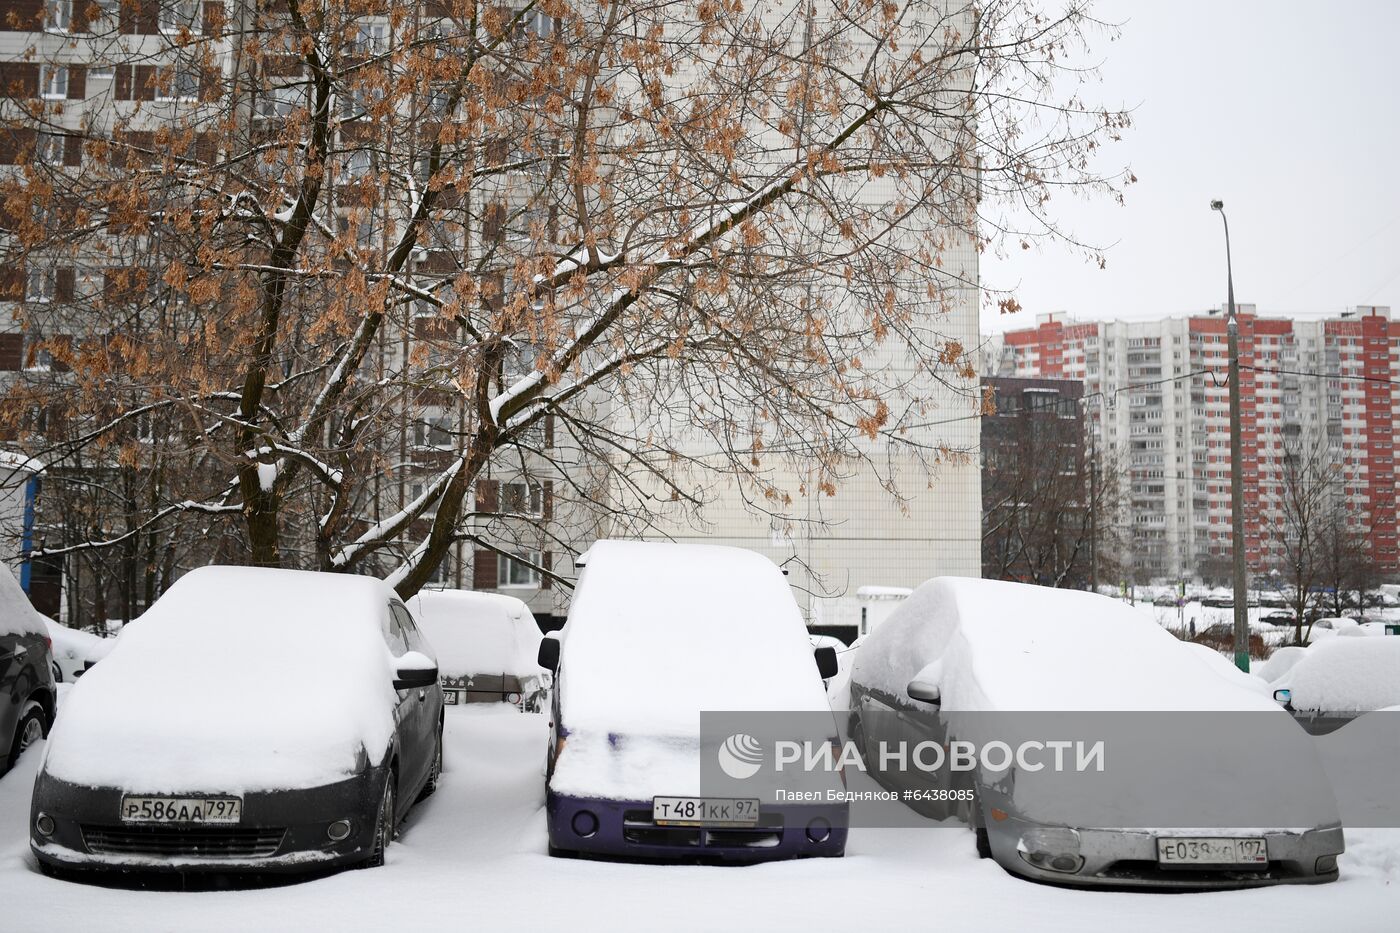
[558, 540, 828, 735]
[43, 566, 402, 793]
[1273, 637, 1400, 712]
[0, 563, 48, 639]
[852, 576, 1280, 711]
[406, 589, 541, 678]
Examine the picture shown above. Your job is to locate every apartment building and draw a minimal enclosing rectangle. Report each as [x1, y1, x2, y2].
[992, 306, 1398, 581]
[980, 376, 1089, 587]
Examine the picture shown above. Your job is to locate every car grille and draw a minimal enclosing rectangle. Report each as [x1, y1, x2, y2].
[81, 825, 286, 859]
[621, 809, 784, 848]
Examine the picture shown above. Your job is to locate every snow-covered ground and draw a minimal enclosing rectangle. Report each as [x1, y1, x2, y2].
[1, 707, 1396, 932]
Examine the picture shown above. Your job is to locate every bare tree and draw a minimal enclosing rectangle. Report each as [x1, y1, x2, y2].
[2, 0, 1132, 605]
[1315, 499, 1377, 619]
[1264, 442, 1342, 646]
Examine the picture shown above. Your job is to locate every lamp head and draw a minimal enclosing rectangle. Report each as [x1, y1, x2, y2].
[1210, 199, 1224, 211]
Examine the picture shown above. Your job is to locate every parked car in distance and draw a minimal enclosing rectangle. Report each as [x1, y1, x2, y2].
[541, 540, 845, 862]
[848, 577, 1343, 889]
[42, 619, 111, 683]
[407, 589, 547, 711]
[31, 566, 444, 876]
[1, 568, 56, 779]
[1270, 638, 1400, 735]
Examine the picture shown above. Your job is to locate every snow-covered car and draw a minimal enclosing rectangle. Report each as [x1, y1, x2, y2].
[42, 619, 110, 683]
[1, 568, 55, 779]
[1270, 638, 1400, 735]
[407, 589, 547, 711]
[848, 577, 1344, 889]
[540, 540, 845, 862]
[30, 566, 444, 876]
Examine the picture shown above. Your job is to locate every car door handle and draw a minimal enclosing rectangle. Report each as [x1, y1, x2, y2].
[418, 690, 426, 701]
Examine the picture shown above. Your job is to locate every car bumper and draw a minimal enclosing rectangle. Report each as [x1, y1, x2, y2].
[546, 790, 848, 862]
[30, 769, 385, 875]
[985, 815, 1344, 889]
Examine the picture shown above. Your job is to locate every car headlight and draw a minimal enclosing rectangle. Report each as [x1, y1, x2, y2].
[1016, 826, 1084, 874]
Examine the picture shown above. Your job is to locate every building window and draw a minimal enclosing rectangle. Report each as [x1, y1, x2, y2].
[34, 132, 65, 165]
[156, 66, 200, 102]
[344, 148, 372, 178]
[159, 0, 201, 34]
[44, 0, 71, 31]
[500, 481, 543, 516]
[356, 22, 389, 55]
[498, 552, 541, 588]
[40, 65, 68, 100]
[25, 268, 55, 303]
[90, 61, 116, 81]
[257, 84, 303, 120]
[412, 415, 453, 448]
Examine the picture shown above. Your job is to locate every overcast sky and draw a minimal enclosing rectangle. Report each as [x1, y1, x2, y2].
[980, 0, 1400, 336]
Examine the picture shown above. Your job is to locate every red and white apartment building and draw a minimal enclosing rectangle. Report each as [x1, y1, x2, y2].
[989, 306, 1398, 581]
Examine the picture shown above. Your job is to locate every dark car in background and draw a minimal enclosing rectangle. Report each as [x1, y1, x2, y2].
[30, 566, 443, 877]
[1, 567, 56, 779]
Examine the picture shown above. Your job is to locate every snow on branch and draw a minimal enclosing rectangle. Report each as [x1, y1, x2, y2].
[331, 460, 463, 569]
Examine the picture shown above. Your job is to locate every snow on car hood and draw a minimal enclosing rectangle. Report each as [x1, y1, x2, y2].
[407, 589, 541, 678]
[42, 566, 399, 794]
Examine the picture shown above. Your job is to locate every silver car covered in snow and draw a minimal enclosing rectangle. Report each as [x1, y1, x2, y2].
[848, 577, 1344, 889]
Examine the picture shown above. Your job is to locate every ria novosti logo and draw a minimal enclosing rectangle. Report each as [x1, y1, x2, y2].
[717, 733, 764, 779]
[716, 732, 1106, 779]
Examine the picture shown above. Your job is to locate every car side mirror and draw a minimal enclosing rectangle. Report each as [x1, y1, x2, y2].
[538, 636, 560, 672]
[1273, 688, 1291, 705]
[814, 646, 838, 680]
[394, 650, 438, 690]
[907, 677, 941, 706]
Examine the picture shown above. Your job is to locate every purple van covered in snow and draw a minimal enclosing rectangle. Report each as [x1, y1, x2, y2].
[538, 540, 846, 861]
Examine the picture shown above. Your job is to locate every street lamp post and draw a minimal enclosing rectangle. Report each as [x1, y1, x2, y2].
[1211, 199, 1250, 672]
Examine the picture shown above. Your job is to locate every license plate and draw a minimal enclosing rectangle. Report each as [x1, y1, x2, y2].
[1157, 836, 1267, 866]
[120, 796, 242, 824]
[652, 796, 760, 826]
